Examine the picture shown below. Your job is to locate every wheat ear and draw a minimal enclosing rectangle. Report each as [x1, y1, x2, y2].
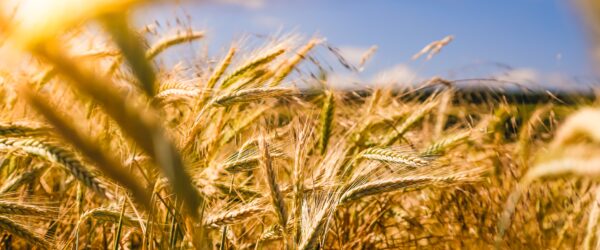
[31, 43, 203, 221]
[298, 194, 340, 250]
[0, 137, 111, 199]
[0, 163, 46, 194]
[220, 49, 286, 89]
[204, 206, 266, 227]
[340, 175, 470, 203]
[219, 105, 271, 145]
[212, 182, 259, 197]
[259, 224, 284, 242]
[0, 201, 52, 217]
[433, 89, 453, 138]
[259, 137, 288, 234]
[382, 101, 437, 146]
[146, 31, 205, 60]
[79, 207, 141, 227]
[206, 46, 237, 90]
[212, 87, 297, 107]
[360, 148, 430, 168]
[270, 38, 321, 86]
[0, 215, 51, 249]
[23, 88, 152, 208]
[420, 130, 470, 157]
[154, 88, 200, 103]
[293, 126, 311, 244]
[0, 122, 49, 137]
[318, 91, 334, 154]
[221, 153, 283, 173]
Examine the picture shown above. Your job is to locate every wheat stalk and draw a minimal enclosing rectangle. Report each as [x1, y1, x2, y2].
[220, 142, 284, 173]
[34, 67, 57, 87]
[259, 224, 284, 242]
[293, 125, 311, 244]
[221, 158, 261, 173]
[212, 182, 259, 198]
[298, 193, 340, 250]
[0, 201, 52, 217]
[228, 68, 271, 91]
[74, 49, 121, 59]
[358, 45, 378, 71]
[551, 108, 600, 148]
[360, 148, 430, 168]
[259, 137, 288, 236]
[23, 88, 152, 208]
[318, 91, 335, 154]
[30, 42, 204, 221]
[340, 175, 470, 203]
[412, 35, 454, 61]
[498, 156, 600, 245]
[270, 38, 321, 86]
[2, 3, 592, 248]
[212, 87, 297, 107]
[101, 12, 157, 96]
[206, 46, 237, 90]
[433, 89, 453, 138]
[221, 153, 282, 173]
[0, 163, 46, 194]
[0, 137, 111, 199]
[524, 157, 600, 182]
[0, 216, 52, 249]
[420, 130, 470, 157]
[220, 49, 286, 89]
[381, 101, 438, 146]
[146, 31, 205, 60]
[0, 122, 49, 137]
[584, 186, 600, 250]
[204, 206, 266, 227]
[219, 105, 271, 145]
[79, 207, 141, 227]
[154, 88, 200, 102]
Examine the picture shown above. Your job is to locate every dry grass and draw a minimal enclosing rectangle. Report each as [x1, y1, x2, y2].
[0, 1, 597, 249]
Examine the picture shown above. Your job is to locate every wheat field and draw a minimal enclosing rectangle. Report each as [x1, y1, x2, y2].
[0, 0, 600, 249]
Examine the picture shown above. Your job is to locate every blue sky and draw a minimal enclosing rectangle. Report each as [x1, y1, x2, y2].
[138, 0, 595, 88]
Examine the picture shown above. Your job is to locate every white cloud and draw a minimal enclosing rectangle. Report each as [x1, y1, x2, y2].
[495, 68, 539, 84]
[326, 64, 419, 89]
[327, 73, 362, 90]
[336, 46, 371, 67]
[371, 64, 419, 86]
[541, 72, 595, 91]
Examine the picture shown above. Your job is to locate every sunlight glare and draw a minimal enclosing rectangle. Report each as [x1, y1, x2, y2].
[3, 0, 140, 47]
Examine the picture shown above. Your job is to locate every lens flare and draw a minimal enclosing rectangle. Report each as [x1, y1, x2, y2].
[2, 0, 140, 47]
